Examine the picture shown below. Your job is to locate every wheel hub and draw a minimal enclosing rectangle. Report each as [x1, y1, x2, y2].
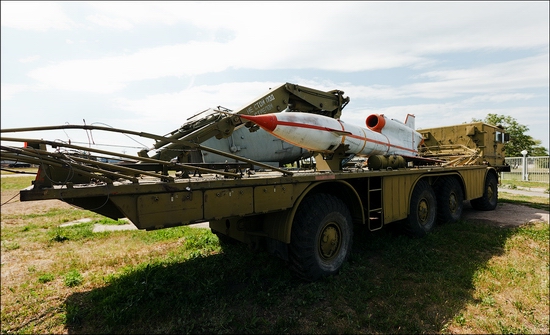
[449, 193, 458, 213]
[487, 184, 494, 200]
[418, 199, 429, 225]
[319, 223, 340, 260]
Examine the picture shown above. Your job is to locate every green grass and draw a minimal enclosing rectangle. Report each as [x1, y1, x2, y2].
[38, 273, 55, 284]
[93, 218, 130, 225]
[52, 221, 546, 334]
[498, 178, 550, 211]
[498, 192, 550, 211]
[1, 175, 36, 190]
[500, 179, 550, 193]
[63, 270, 84, 287]
[1, 176, 548, 334]
[1, 208, 108, 247]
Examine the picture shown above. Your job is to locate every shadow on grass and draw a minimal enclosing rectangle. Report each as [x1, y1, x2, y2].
[65, 220, 515, 334]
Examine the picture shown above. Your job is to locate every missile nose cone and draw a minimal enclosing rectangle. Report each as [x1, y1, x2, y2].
[239, 114, 278, 132]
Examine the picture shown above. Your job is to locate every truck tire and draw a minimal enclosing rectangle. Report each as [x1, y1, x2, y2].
[406, 179, 437, 237]
[436, 177, 464, 224]
[470, 173, 498, 211]
[289, 193, 353, 281]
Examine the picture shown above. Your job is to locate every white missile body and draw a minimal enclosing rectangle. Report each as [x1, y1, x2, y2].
[238, 112, 423, 158]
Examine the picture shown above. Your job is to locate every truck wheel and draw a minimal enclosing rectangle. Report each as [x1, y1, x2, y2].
[289, 193, 353, 281]
[436, 177, 464, 224]
[470, 173, 498, 211]
[406, 179, 437, 237]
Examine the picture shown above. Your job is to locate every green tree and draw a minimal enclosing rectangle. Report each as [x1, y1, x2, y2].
[472, 113, 549, 157]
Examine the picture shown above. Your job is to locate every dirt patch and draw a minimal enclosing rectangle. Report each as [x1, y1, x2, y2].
[462, 202, 549, 228]
[1, 190, 74, 215]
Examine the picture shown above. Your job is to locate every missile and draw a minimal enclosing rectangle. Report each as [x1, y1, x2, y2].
[238, 112, 423, 158]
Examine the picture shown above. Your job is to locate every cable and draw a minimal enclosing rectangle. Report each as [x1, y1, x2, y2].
[1, 192, 19, 206]
[90, 121, 149, 149]
[62, 122, 72, 143]
[82, 119, 93, 148]
[67, 141, 146, 150]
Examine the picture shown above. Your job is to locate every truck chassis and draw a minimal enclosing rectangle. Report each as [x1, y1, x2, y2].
[1, 83, 502, 281]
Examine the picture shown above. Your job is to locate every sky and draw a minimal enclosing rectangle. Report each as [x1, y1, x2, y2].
[1, 1, 549, 156]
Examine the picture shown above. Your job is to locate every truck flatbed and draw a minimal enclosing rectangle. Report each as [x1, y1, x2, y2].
[1, 82, 506, 281]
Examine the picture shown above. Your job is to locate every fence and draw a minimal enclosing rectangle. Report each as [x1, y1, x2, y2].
[501, 156, 549, 183]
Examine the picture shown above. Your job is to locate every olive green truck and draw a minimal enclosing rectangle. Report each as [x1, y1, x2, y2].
[1, 83, 510, 281]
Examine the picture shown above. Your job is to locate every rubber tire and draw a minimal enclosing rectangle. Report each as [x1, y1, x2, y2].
[436, 177, 464, 224]
[470, 173, 498, 211]
[289, 193, 353, 282]
[406, 179, 437, 238]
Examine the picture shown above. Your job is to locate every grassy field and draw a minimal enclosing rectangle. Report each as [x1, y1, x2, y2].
[1, 175, 548, 334]
[500, 179, 550, 193]
[498, 180, 550, 211]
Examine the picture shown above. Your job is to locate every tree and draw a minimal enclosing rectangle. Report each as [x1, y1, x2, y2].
[472, 113, 549, 157]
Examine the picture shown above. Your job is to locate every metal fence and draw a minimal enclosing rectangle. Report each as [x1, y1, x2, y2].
[501, 156, 549, 183]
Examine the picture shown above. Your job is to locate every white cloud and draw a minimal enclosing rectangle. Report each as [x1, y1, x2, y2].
[85, 2, 329, 31]
[19, 55, 40, 63]
[19, 2, 548, 95]
[328, 53, 549, 103]
[86, 14, 134, 30]
[114, 81, 281, 121]
[10, 1, 546, 95]
[26, 41, 236, 93]
[462, 94, 537, 104]
[0, 1, 74, 31]
[86, 1, 186, 27]
[27, 45, 547, 97]
[0, 83, 29, 101]
[27, 58, 126, 93]
[407, 54, 549, 97]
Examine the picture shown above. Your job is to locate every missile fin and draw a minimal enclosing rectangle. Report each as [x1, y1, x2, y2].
[404, 114, 416, 129]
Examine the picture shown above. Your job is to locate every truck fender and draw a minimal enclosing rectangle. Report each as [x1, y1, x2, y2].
[266, 180, 364, 244]
[470, 168, 499, 211]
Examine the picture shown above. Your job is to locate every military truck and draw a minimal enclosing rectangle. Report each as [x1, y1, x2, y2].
[0, 82, 509, 281]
